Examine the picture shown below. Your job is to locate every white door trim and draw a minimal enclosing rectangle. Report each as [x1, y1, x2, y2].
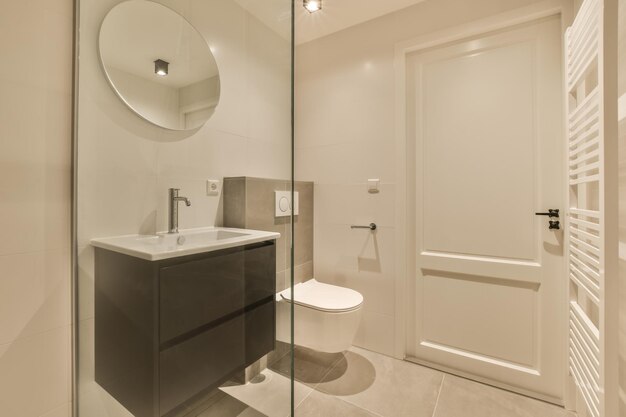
[392, 0, 574, 397]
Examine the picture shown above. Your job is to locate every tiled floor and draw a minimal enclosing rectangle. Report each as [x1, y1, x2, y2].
[86, 344, 576, 417]
[205, 345, 576, 417]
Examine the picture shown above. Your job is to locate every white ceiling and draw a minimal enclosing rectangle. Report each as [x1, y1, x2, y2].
[236, 0, 427, 45]
[234, 0, 293, 40]
[295, 0, 427, 44]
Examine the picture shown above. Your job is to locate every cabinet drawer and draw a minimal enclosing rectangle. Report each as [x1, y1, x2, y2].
[244, 242, 277, 306]
[159, 315, 245, 416]
[159, 242, 276, 344]
[245, 300, 276, 364]
[159, 248, 245, 343]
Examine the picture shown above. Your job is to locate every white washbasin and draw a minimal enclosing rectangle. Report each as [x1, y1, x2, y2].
[90, 227, 280, 261]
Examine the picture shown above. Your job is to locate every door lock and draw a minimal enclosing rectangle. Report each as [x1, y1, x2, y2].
[535, 209, 560, 230]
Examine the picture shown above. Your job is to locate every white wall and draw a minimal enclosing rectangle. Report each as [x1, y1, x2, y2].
[0, 1, 73, 417]
[77, 0, 291, 415]
[295, 0, 549, 356]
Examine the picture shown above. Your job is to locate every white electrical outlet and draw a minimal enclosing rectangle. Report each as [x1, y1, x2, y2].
[206, 179, 220, 196]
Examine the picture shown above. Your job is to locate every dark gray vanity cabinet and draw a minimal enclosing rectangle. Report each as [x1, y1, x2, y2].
[94, 241, 276, 417]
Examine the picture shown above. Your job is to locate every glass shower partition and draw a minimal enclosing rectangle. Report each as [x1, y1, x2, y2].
[73, 0, 295, 416]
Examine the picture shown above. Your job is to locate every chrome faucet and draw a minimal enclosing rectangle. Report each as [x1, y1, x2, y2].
[168, 188, 191, 233]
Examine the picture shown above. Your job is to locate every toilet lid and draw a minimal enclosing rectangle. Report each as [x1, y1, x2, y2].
[278, 279, 363, 312]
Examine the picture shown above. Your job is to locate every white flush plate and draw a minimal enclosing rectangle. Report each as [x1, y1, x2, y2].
[275, 191, 299, 217]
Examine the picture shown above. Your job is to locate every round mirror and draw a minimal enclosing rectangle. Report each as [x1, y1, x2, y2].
[99, 1, 220, 131]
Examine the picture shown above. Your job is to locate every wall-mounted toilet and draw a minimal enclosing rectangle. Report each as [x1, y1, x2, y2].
[276, 279, 363, 353]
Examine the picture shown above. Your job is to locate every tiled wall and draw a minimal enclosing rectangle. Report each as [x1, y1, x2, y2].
[295, 0, 548, 357]
[0, 1, 73, 416]
[223, 177, 314, 291]
[76, 1, 291, 415]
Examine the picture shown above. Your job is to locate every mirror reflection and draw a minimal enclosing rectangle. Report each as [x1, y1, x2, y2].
[99, 0, 220, 131]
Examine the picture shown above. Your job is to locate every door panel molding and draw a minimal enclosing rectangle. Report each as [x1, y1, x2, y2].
[419, 36, 539, 263]
[419, 340, 541, 375]
[420, 251, 543, 283]
[420, 268, 541, 290]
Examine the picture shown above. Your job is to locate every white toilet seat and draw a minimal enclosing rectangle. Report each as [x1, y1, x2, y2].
[277, 279, 363, 313]
[275, 279, 364, 352]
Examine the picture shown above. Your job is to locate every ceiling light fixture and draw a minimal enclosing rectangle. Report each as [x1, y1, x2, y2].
[154, 59, 169, 76]
[303, 0, 322, 13]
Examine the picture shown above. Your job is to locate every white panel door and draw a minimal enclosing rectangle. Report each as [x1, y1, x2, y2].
[407, 16, 565, 400]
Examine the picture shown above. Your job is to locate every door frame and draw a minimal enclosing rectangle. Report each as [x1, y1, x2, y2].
[392, 0, 575, 403]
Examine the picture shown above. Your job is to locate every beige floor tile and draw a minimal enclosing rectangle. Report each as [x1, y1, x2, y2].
[433, 375, 576, 417]
[77, 381, 134, 417]
[295, 390, 380, 417]
[314, 347, 444, 417]
[219, 369, 311, 417]
[140, 378, 269, 417]
[270, 345, 345, 387]
[172, 388, 223, 417]
[192, 390, 267, 417]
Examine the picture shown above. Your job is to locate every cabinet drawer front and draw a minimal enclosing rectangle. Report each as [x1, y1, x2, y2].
[159, 242, 276, 344]
[244, 242, 277, 306]
[159, 315, 245, 416]
[160, 249, 245, 343]
[246, 300, 276, 364]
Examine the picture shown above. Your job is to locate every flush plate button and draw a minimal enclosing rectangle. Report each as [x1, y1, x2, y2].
[275, 191, 299, 217]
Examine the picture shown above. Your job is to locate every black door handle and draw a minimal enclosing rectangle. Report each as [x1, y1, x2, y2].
[535, 209, 560, 230]
[535, 209, 560, 218]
